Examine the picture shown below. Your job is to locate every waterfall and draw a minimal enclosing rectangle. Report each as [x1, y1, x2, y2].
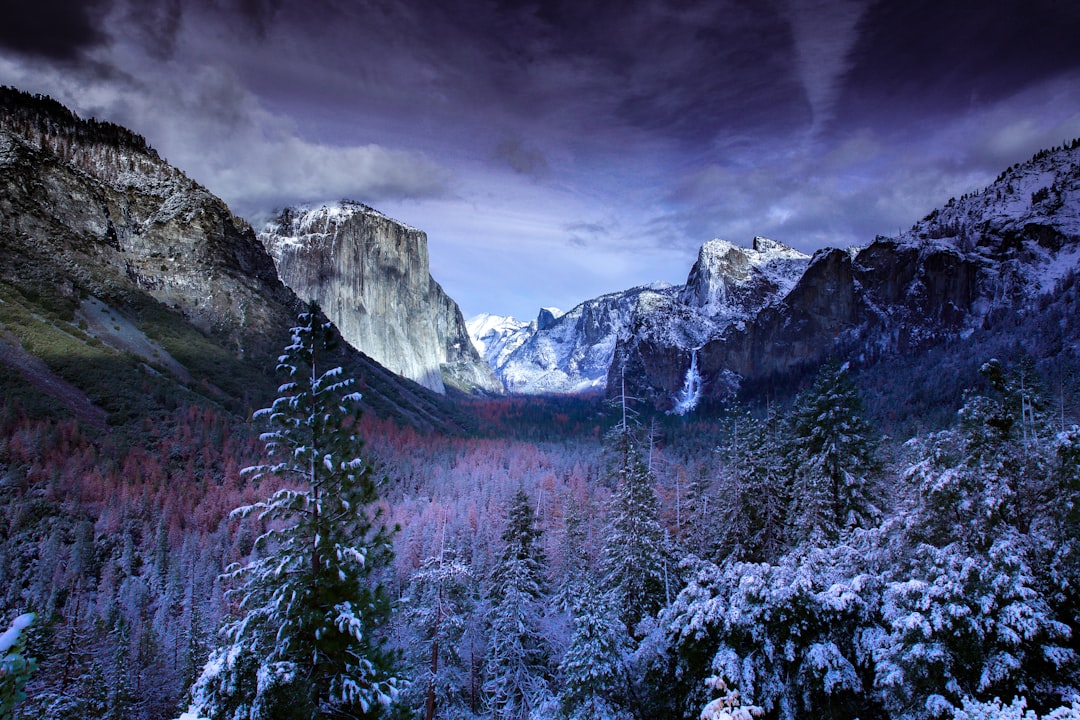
[671, 347, 702, 415]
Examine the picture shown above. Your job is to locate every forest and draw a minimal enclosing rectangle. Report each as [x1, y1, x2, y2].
[1, 299, 1079, 720]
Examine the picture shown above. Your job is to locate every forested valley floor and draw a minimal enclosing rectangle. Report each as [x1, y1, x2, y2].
[2, 352, 1080, 720]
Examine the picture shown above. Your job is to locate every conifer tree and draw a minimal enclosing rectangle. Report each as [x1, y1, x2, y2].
[601, 425, 672, 636]
[785, 361, 881, 545]
[190, 305, 398, 720]
[557, 584, 630, 720]
[485, 489, 551, 720]
[107, 616, 136, 720]
[552, 496, 590, 614]
[400, 550, 474, 720]
[714, 406, 787, 563]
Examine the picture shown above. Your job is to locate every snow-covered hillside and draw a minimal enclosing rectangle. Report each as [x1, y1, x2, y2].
[467, 313, 538, 369]
[898, 141, 1080, 297]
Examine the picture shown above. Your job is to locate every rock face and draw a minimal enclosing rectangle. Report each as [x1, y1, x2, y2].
[0, 88, 292, 358]
[678, 237, 808, 318]
[0, 88, 474, 433]
[259, 202, 500, 394]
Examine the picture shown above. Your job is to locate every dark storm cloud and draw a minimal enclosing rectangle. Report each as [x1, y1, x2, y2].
[838, 0, 1080, 129]
[0, 0, 112, 60]
[207, 0, 813, 155]
[465, 0, 810, 144]
[3, 0, 1079, 319]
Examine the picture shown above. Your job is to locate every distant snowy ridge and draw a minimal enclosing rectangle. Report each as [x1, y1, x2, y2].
[473, 238, 808, 398]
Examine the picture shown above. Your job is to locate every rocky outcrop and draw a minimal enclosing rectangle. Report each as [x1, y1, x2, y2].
[678, 237, 808, 318]
[259, 202, 500, 394]
[0, 90, 292, 358]
[0, 87, 475, 433]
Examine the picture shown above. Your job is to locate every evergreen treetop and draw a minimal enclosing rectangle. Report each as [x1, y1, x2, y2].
[191, 304, 398, 720]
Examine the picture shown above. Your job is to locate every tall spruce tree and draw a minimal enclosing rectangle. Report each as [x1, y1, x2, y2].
[400, 551, 474, 720]
[190, 305, 398, 720]
[557, 583, 630, 720]
[601, 425, 672, 637]
[714, 406, 787, 563]
[485, 488, 551, 720]
[785, 361, 881, 546]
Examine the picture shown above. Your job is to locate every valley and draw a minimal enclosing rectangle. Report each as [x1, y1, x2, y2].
[1, 87, 1079, 720]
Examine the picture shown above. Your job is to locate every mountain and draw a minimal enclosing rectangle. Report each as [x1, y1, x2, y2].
[470, 283, 674, 394]
[469, 141, 1080, 414]
[259, 202, 501, 395]
[470, 238, 809, 399]
[684, 139, 1080, 407]
[0, 87, 471, 432]
[467, 312, 535, 369]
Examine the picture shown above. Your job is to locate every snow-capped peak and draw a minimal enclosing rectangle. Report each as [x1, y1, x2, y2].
[466, 313, 534, 371]
[262, 200, 419, 243]
[679, 237, 809, 317]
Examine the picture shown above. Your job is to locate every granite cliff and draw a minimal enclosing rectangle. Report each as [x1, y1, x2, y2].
[259, 202, 500, 395]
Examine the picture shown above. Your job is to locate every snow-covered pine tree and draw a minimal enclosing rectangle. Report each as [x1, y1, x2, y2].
[485, 488, 551, 720]
[190, 304, 398, 720]
[552, 496, 590, 614]
[879, 372, 1076, 718]
[400, 551, 474, 720]
[557, 582, 630, 720]
[785, 360, 881, 546]
[601, 424, 673, 637]
[713, 406, 787, 563]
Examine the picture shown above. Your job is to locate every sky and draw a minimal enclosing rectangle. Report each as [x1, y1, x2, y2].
[2, 0, 1080, 321]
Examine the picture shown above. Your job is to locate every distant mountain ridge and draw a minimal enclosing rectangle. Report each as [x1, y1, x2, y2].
[471, 140, 1080, 412]
[468, 238, 810, 401]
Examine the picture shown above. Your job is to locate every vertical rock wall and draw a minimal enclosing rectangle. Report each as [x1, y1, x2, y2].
[260, 202, 500, 394]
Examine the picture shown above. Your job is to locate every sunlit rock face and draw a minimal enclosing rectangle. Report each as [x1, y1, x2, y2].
[259, 202, 500, 394]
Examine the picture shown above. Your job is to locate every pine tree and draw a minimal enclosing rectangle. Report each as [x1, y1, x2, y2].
[190, 305, 398, 720]
[107, 616, 136, 720]
[785, 361, 881, 546]
[557, 584, 630, 720]
[714, 406, 787, 563]
[485, 489, 551, 720]
[552, 496, 591, 614]
[400, 551, 474, 720]
[601, 426, 672, 636]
